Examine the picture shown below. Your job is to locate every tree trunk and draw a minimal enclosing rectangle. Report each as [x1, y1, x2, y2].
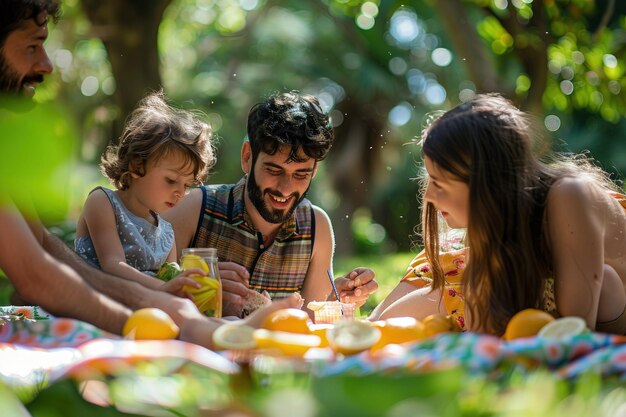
[428, 0, 506, 94]
[79, 0, 172, 139]
[328, 97, 385, 255]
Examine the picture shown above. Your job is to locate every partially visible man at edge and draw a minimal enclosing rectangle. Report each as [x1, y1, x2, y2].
[0, 0, 301, 347]
[166, 92, 379, 318]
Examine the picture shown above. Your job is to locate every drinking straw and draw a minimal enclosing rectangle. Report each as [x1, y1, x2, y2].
[327, 269, 344, 316]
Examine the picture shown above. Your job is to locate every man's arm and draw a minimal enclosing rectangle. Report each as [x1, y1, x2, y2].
[300, 206, 334, 315]
[163, 188, 204, 259]
[1, 206, 130, 334]
[164, 187, 251, 316]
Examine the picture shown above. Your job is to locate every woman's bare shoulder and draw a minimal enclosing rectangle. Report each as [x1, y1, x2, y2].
[547, 176, 609, 210]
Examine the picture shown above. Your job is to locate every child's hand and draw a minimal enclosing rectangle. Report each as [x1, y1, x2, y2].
[160, 268, 204, 298]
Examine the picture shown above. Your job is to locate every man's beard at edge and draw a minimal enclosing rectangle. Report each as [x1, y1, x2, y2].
[0, 52, 44, 95]
[246, 167, 310, 225]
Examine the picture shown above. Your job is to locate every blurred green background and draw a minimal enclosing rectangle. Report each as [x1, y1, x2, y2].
[34, 0, 625, 258]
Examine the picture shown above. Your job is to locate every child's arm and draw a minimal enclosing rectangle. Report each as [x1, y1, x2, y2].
[81, 189, 200, 293]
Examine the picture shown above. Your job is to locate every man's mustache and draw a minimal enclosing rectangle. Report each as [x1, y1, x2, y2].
[22, 73, 44, 84]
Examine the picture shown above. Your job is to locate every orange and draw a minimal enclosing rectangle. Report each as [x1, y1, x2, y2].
[122, 308, 179, 340]
[253, 329, 321, 356]
[371, 317, 426, 350]
[261, 308, 312, 334]
[327, 320, 381, 355]
[422, 313, 462, 337]
[503, 308, 555, 340]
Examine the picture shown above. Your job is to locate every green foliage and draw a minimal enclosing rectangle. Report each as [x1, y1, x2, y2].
[0, 98, 78, 223]
[34, 0, 626, 256]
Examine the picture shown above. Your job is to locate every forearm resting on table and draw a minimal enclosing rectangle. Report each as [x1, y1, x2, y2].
[41, 230, 156, 311]
[1, 214, 129, 333]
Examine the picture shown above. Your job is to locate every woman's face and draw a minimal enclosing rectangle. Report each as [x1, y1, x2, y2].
[423, 156, 470, 229]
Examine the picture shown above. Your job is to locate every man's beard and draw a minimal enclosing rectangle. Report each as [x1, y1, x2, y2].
[0, 52, 43, 96]
[246, 167, 310, 224]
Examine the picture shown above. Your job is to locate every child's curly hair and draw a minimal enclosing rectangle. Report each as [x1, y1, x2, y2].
[101, 91, 215, 190]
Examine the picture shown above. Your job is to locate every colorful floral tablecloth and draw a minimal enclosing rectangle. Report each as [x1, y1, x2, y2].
[4, 306, 626, 387]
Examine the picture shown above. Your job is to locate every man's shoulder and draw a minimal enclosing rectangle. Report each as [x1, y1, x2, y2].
[202, 183, 234, 194]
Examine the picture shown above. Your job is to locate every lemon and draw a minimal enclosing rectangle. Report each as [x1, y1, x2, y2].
[212, 323, 257, 350]
[327, 320, 381, 355]
[537, 316, 587, 340]
[422, 313, 462, 337]
[503, 308, 555, 340]
[261, 308, 312, 334]
[180, 254, 210, 273]
[253, 329, 321, 356]
[371, 317, 426, 350]
[123, 308, 179, 340]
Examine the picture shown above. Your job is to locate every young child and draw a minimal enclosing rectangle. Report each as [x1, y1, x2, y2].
[372, 94, 626, 336]
[75, 91, 216, 297]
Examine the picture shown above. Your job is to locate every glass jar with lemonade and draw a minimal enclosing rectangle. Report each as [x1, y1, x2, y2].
[181, 248, 222, 318]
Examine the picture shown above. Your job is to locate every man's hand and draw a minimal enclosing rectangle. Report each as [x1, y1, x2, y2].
[218, 261, 254, 317]
[333, 267, 378, 308]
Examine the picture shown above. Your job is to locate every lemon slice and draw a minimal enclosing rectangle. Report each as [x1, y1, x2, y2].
[327, 320, 381, 355]
[180, 254, 210, 274]
[306, 301, 326, 312]
[253, 329, 321, 357]
[310, 323, 333, 348]
[537, 316, 587, 340]
[212, 323, 257, 350]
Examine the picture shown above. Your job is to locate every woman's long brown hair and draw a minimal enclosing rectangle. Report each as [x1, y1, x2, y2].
[419, 94, 616, 335]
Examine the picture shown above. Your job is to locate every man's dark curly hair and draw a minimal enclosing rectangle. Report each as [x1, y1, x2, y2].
[0, 0, 61, 49]
[246, 91, 334, 163]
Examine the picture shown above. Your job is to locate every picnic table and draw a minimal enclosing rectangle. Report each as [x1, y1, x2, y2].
[3, 307, 626, 417]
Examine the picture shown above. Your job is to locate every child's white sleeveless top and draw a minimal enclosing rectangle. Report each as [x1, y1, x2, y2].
[75, 187, 174, 275]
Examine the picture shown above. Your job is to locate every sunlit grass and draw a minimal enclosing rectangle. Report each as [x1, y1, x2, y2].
[334, 251, 414, 317]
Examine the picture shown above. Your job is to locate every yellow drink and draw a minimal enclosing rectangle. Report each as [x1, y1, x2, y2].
[181, 249, 223, 318]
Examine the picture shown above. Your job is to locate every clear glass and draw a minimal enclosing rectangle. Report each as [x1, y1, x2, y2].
[312, 301, 356, 324]
[180, 248, 222, 318]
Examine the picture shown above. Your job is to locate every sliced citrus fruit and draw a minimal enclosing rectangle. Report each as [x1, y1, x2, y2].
[212, 323, 257, 350]
[261, 308, 312, 334]
[253, 329, 321, 356]
[371, 317, 426, 350]
[307, 301, 326, 312]
[122, 308, 179, 340]
[310, 323, 333, 348]
[537, 316, 587, 340]
[180, 254, 210, 273]
[422, 313, 462, 337]
[327, 320, 381, 355]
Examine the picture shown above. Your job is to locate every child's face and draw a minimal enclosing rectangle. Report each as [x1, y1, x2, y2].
[130, 151, 196, 214]
[423, 156, 469, 229]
